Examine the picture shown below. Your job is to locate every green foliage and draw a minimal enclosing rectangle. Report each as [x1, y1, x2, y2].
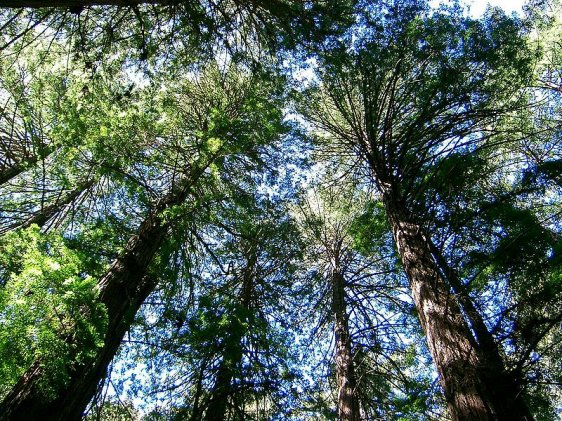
[0, 226, 107, 399]
[348, 200, 390, 255]
[85, 400, 140, 421]
[523, 159, 562, 188]
[1, 0, 562, 419]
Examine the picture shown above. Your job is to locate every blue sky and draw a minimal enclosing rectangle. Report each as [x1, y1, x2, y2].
[468, 0, 526, 15]
[431, 0, 527, 16]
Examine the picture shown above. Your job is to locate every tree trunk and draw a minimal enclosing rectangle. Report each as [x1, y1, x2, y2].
[0, 147, 53, 186]
[382, 189, 495, 421]
[0, 184, 190, 421]
[331, 268, 360, 421]
[189, 360, 208, 421]
[204, 354, 237, 421]
[0, 162, 31, 185]
[204, 250, 256, 421]
[1, 180, 94, 234]
[427, 239, 534, 420]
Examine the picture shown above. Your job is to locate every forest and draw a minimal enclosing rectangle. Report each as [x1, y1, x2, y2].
[0, 0, 561, 419]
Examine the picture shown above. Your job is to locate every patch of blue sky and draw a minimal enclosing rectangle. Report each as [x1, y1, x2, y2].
[430, 0, 526, 16]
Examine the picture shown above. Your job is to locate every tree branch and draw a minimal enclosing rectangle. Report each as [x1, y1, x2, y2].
[0, 0, 178, 8]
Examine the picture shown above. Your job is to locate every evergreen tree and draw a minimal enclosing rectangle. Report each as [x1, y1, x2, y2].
[0, 0, 561, 419]
[301, 0, 540, 418]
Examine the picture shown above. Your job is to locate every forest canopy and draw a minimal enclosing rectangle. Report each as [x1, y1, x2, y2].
[0, 0, 561, 420]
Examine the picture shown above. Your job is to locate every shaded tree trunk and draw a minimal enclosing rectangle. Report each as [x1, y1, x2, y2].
[331, 268, 360, 421]
[0, 146, 53, 186]
[188, 359, 208, 421]
[0, 161, 31, 185]
[204, 250, 256, 421]
[427, 239, 534, 420]
[0, 183, 192, 421]
[382, 189, 495, 421]
[1, 180, 94, 234]
[204, 353, 237, 421]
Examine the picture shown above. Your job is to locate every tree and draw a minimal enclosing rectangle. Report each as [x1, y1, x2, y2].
[102, 172, 303, 420]
[201, 204, 299, 420]
[296, 186, 364, 421]
[1, 0, 562, 419]
[294, 179, 442, 420]
[302, 1, 537, 418]
[0, 63, 289, 420]
[0, 36, 157, 233]
[0, 0, 352, 67]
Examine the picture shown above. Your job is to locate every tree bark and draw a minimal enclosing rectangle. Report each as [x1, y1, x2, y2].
[382, 189, 495, 421]
[427, 239, 534, 420]
[204, 248, 256, 421]
[0, 183, 191, 421]
[331, 268, 360, 421]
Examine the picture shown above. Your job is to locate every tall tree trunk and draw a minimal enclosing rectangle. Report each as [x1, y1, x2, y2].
[0, 183, 191, 421]
[427, 239, 533, 420]
[204, 250, 256, 421]
[204, 353, 237, 421]
[0, 146, 53, 186]
[331, 268, 360, 421]
[382, 189, 495, 421]
[1, 180, 94, 234]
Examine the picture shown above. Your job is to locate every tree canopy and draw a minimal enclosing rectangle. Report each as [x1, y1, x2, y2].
[0, 0, 561, 420]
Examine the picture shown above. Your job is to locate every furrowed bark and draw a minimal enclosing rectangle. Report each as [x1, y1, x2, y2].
[331, 267, 360, 421]
[428, 239, 534, 420]
[382, 189, 494, 421]
[0, 182, 192, 421]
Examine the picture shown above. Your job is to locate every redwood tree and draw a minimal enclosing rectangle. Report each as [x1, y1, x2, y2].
[303, 1, 536, 418]
[0, 64, 288, 420]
